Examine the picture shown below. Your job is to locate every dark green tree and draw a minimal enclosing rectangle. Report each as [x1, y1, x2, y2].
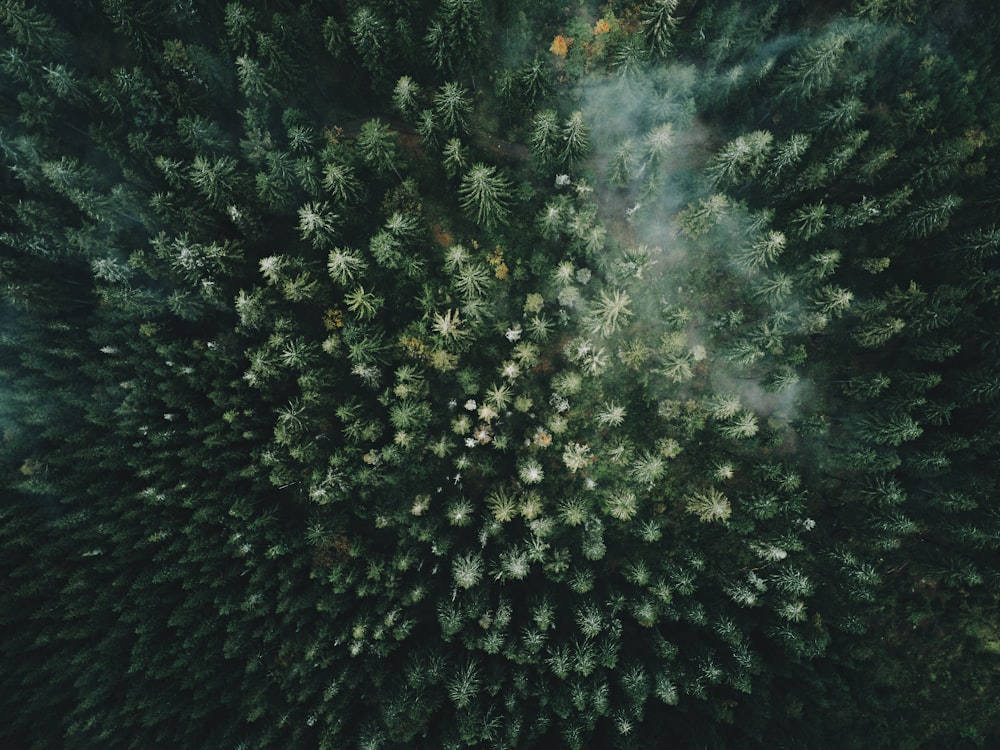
[458, 163, 512, 228]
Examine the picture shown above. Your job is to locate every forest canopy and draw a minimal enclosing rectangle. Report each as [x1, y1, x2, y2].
[1, 1, 999, 748]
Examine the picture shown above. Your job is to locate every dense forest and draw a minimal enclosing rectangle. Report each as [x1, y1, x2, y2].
[1, 0, 999, 747]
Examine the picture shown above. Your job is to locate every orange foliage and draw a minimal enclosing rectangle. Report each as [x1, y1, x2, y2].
[431, 223, 454, 247]
[323, 307, 344, 330]
[322, 125, 344, 145]
[593, 19, 611, 35]
[487, 245, 509, 280]
[550, 34, 572, 57]
[399, 335, 429, 361]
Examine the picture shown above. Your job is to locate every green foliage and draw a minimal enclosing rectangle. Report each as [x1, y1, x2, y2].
[530, 108, 561, 172]
[356, 119, 400, 177]
[350, 7, 389, 79]
[3, 3, 1000, 750]
[434, 81, 472, 136]
[561, 111, 591, 170]
[425, 0, 486, 76]
[392, 75, 421, 119]
[641, 0, 682, 59]
[778, 31, 852, 105]
[458, 163, 512, 228]
[705, 130, 773, 188]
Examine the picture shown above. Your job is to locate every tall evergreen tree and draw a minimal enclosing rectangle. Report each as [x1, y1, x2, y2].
[458, 163, 512, 229]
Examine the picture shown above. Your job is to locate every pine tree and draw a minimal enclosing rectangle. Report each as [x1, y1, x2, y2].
[344, 285, 383, 320]
[297, 201, 339, 247]
[0, 0, 68, 54]
[858, 411, 923, 446]
[705, 130, 773, 188]
[561, 111, 591, 171]
[684, 487, 732, 522]
[442, 138, 468, 178]
[188, 154, 238, 206]
[425, 0, 485, 77]
[531, 109, 561, 172]
[223, 2, 257, 54]
[356, 119, 400, 178]
[322, 160, 362, 204]
[350, 7, 389, 81]
[458, 163, 512, 229]
[904, 195, 962, 239]
[779, 32, 851, 105]
[235, 55, 276, 99]
[791, 201, 828, 239]
[641, 0, 682, 59]
[818, 96, 864, 132]
[610, 139, 636, 187]
[434, 82, 473, 137]
[585, 289, 633, 338]
[392, 76, 421, 120]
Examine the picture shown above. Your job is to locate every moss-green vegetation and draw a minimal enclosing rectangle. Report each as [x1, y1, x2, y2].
[2, 1, 999, 747]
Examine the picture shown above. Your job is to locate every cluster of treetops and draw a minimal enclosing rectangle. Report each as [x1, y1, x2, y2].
[1, 0, 998, 748]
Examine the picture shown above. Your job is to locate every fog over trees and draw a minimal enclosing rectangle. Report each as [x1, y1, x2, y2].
[1, 1, 999, 748]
